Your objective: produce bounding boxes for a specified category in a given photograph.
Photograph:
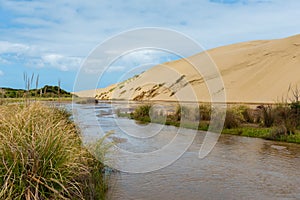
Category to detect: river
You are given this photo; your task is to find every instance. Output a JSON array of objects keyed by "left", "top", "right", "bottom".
[{"left": 71, "top": 102, "right": 300, "bottom": 200}]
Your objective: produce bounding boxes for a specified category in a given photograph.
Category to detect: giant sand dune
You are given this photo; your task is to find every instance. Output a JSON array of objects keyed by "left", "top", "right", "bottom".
[{"left": 75, "top": 34, "right": 300, "bottom": 103}]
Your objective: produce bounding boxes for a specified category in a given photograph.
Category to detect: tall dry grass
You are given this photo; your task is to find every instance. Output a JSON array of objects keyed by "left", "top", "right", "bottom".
[{"left": 0, "top": 103, "right": 107, "bottom": 200}]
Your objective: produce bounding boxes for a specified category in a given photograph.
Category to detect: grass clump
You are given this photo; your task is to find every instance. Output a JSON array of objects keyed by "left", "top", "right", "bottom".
[
  {"left": 130, "top": 104, "right": 152, "bottom": 122},
  {"left": 0, "top": 103, "right": 107, "bottom": 200},
  {"left": 198, "top": 104, "right": 211, "bottom": 121},
  {"left": 259, "top": 105, "right": 275, "bottom": 127},
  {"left": 224, "top": 109, "right": 243, "bottom": 129}
]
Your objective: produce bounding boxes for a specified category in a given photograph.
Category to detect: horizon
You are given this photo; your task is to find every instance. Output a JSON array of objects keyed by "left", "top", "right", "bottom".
[{"left": 1, "top": 0, "right": 300, "bottom": 92}]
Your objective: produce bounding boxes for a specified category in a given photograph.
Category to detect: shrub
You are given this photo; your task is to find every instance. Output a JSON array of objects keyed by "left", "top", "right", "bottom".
[
  {"left": 171, "top": 105, "right": 194, "bottom": 121},
  {"left": 259, "top": 105, "right": 275, "bottom": 127},
  {"left": 198, "top": 104, "right": 211, "bottom": 121},
  {"left": 274, "top": 103, "right": 298, "bottom": 134},
  {"left": 290, "top": 101, "right": 300, "bottom": 128},
  {"left": 224, "top": 109, "right": 242, "bottom": 129},
  {"left": 0, "top": 103, "right": 107, "bottom": 199},
  {"left": 266, "top": 125, "right": 288, "bottom": 140},
  {"left": 173, "top": 105, "right": 181, "bottom": 121},
  {"left": 241, "top": 107, "right": 258, "bottom": 123},
  {"left": 277, "top": 85, "right": 300, "bottom": 132},
  {"left": 131, "top": 104, "right": 152, "bottom": 122}
]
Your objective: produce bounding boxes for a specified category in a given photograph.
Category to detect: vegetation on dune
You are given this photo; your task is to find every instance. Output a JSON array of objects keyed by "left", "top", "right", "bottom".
[{"left": 0, "top": 103, "right": 108, "bottom": 199}]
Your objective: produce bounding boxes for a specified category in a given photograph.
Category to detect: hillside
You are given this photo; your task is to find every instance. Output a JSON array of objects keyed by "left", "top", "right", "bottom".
[
  {"left": 0, "top": 85, "right": 73, "bottom": 98},
  {"left": 80, "top": 34, "right": 300, "bottom": 103}
]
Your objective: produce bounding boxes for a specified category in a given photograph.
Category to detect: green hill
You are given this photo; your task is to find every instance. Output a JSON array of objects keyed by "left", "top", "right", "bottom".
[{"left": 0, "top": 85, "right": 73, "bottom": 98}]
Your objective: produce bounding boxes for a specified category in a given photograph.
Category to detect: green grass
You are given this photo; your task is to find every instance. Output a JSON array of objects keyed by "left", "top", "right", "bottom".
[
  {"left": 122, "top": 104, "right": 300, "bottom": 144},
  {"left": 221, "top": 127, "right": 300, "bottom": 144},
  {"left": 274, "top": 133, "right": 300, "bottom": 143},
  {"left": 222, "top": 127, "right": 271, "bottom": 138},
  {"left": 0, "top": 97, "right": 73, "bottom": 104},
  {"left": 0, "top": 103, "right": 107, "bottom": 199},
  {"left": 117, "top": 112, "right": 131, "bottom": 118},
  {"left": 0, "top": 85, "right": 73, "bottom": 98}
]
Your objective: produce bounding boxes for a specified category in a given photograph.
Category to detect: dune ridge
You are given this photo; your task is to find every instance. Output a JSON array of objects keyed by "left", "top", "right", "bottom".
[{"left": 75, "top": 34, "right": 300, "bottom": 103}]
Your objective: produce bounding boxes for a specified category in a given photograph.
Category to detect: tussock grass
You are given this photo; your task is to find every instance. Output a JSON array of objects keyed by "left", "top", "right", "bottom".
[
  {"left": 0, "top": 103, "right": 107, "bottom": 200},
  {"left": 131, "top": 104, "right": 152, "bottom": 122},
  {"left": 124, "top": 104, "right": 300, "bottom": 144}
]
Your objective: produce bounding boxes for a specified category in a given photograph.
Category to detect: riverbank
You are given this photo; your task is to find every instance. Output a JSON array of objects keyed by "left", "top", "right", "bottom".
[
  {"left": 0, "top": 97, "right": 73, "bottom": 104},
  {"left": 0, "top": 102, "right": 107, "bottom": 199},
  {"left": 119, "top": 103, "right": 300, "bottom": 144}
]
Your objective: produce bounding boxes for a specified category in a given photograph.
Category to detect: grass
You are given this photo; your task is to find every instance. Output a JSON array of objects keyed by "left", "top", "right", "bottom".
[
  {"left": 222, "top": 127, "right": 271, "bottom": 138},
  {"left": 0, "top": 97, "right": 73, "bottom": 105},
  {"left": 120, "top": 104, "right": 300, "bottom": 144},
  {"left": 0, "top": 85, "right": 73, "bottom": 98},
  {"left": 222, "top": 126, "right": 300, "bottom": 143},
  {"left": 272, "top": 132, "right": 300, "bottom": 143},
  {"left": 0, "top": 102, "right": 107, "bottom": 199}
]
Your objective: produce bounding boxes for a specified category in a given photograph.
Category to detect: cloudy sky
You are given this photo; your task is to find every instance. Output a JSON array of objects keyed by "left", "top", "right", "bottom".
[{"left": 0, "top": 0, "right": 299, "bottom": 91}]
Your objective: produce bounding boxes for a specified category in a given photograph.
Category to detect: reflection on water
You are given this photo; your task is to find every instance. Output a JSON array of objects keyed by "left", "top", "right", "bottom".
[{"left": 72, "top": 102, "right": 300, "bottom": 200}]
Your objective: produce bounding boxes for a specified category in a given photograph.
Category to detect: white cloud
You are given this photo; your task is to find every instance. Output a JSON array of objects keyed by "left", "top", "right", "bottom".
[
  {"left": 0, "top": 70, "right": 4, "bottom": 76},
  {"left": 81, "top": 49, "right": 179, "bottom": 75},
  {"left": 0, "top": 41, "right": 30, "bottom": 54},
  {"left": 0, "top": 41, "right": 82, "bottom": 71},
  {"left": 0, "top": 0, "right": 300, "bottom": 88},
  {"left": 1, "top": 0, "right": 300, "bottom": 58},
  {"left": 0, "top": 57, "right": 10, "bottom": 64},
  {"left": 42, "top": 54, "right": 82, "bottom": 71},
  {"left": 106, "top": 66, "right": 126, "bottom": 72}
]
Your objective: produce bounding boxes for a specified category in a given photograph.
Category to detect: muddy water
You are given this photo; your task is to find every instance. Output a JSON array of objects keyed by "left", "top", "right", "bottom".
[{"left": 72, "top": 103, "right": 300, "bottom": 200}]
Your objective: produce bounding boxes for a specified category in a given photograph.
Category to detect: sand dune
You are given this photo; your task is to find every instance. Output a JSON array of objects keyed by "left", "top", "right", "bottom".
[
  {"left": 77, "top": 34, "right": 300, "bottom": 103},
  {"left": 73, "top": 84, "right": 117, "bottom": 98}
]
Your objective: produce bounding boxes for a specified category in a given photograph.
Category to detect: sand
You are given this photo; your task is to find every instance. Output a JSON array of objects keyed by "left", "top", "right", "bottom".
[{"left": 75, "top": 34, "right": 300, "bottom": 103}]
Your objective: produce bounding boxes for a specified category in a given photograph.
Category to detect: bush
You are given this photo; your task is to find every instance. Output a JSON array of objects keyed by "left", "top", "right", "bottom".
[
  {"left": 0, "top": 103, "right": 107, "bottom": 199},
  {"left": 131, "top": 104, "right": 152, "bottom": 122},
  {"left": 171, "top": 105, "right": 180, "bottom": 121},
  {"left": 198, "top": 104, "right": 211, "bottom": 121},
  {"left": 259, "top": 105, "right": 275, "bottom": 127},
  {"left": 274, "top": 105, "right": 292, "bottom": 134},
  {"left": 290, "top": 101, "right": 300, "bottom": 128},
  {"left": 275, "top": 85, "right": 300, "bottom": 132},
  {"left": 170, "top": 105, "right": 198, "bottom": 122},
  {"left": 241, "top": 107, "right": 258, "bottom": 123},
  {"left": 224, "top": 109, "right": 242, "bottom": 129},
  {"left": 266, "top": 125, "right": 288, "bottom": 140}
]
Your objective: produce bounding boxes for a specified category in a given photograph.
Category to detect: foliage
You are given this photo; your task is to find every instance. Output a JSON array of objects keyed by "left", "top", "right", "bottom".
[
  {"left": 273, "top": 104, "right": 296, "bottom": 134},
  {"left": 241, "top": 107, "right": 258, "bottom": 123},
  {"left": 198, "top": 104, "right": 211, "bottom": 121},
  {"left": 0, "top": 103, "right": 107, "bottom": 199},
  {"left": 222, "top": 127, "right": 271, "bottom": 138},
  {"left": 0, "top": 85, "right": 73, "bottom": 98},
  {"left": 122, "top": 99, "right": 300, "bottom": 144},
  {"left": 131, "top": 104, "right": 152, "bottom": 122},
  {"left": 224, "top": 109, "right": 242, "bottom": 129},
  {"left": 259, "top": 105, "right": 275, "bottom": 127}
]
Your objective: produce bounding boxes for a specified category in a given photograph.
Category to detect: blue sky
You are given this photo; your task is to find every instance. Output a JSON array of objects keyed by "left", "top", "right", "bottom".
[{"left": 0, "top": 0, "right": 300, "bottom": 91}]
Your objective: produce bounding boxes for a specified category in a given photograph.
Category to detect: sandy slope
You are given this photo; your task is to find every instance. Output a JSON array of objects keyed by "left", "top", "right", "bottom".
[
  {"left": 72, "top": 84, "right": 117, "bottom": 98},
  {"left": 77, "top": 34, "right": 300, "bottom": 103}
]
